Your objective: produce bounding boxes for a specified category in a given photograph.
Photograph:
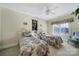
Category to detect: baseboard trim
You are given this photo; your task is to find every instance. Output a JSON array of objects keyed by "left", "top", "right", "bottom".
[{"left": 0, "top": 43, "right": 18, "bottom": 50}]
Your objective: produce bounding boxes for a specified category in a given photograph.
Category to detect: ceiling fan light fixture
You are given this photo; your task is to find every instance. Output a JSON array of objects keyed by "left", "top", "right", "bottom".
[{"left": 45, "top": 5, "right": 57, "bottom": 15}]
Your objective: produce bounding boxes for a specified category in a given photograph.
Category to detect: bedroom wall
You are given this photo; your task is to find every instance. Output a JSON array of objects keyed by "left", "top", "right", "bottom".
[
  {"left": 47, "top": 14, "right": 79, "bottom": 37},
  {"left": 47, "top": 14, "right": 74, "bottom": 34},
  {"left": 0, "top": 7, "right": 47, "bottom": 49},
  {"left": 69, "top": 16, "right": 79, "bottom": 36}
]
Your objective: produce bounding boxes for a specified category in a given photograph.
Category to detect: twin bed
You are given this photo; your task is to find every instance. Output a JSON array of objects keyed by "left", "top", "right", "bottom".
[{"left": 18, "top": 29, "right": 63, "bottom": 56}]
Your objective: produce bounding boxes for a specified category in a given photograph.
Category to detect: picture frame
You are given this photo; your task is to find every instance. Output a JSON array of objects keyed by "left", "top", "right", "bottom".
[{"left": 32, "top": 19, "right": 38, "bottom": 31}]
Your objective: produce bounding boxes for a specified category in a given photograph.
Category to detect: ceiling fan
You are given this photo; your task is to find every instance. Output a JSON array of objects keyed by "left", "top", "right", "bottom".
[{"left": 45, "top": 5, "right": 58, "bottom": 15}]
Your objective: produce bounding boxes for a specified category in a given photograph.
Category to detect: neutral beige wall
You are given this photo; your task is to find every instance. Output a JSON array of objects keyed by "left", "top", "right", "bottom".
[
  {"left": 1, "top": 7, "right": 47, "bottom": 48},
  {"left": 38, "top": 19, "right": 47, "bottom": 32},
  {"left": 69, "top": 16, "right": 79, "bottom": 36}
]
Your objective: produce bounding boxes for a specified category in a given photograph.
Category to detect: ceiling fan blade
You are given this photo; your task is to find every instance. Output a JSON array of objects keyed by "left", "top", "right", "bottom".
[
  {"left": 50, "top": 6, "right": 58, "bottom": 10},
  {"left": 45, "top": 5, "right": 56, "bottom": 15},
  {"left": 45, "top": 6, "right": 50, "bottom": 15},
  {"left": 46, "top": 10, "right": 49, "bottom": 15},
  {"left": 49, "top": 11, "right": 55, "bottom": 15},
  {"left": 46, "top": 6, "right": 49, "bottom": 9}
]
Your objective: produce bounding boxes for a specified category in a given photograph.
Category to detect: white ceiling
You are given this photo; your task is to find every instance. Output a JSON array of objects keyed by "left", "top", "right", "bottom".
[{"left": 0, "top": 3, "right": 79, "bottom": 20}]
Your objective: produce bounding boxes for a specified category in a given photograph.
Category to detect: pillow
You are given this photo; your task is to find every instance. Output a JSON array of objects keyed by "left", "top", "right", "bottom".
[{"left": 30, "top": 31, "right": 38, "bottom": 39}]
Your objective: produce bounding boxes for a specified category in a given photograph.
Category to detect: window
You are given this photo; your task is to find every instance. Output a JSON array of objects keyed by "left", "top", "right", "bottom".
[{"left": 52, "top": 23, "right": 69, "bottom": 39}]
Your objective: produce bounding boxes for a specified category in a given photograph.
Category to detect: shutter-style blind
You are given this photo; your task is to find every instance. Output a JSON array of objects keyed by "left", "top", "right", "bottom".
[{"left": 51, "top": 18, "right": 74, "bottom": 25}]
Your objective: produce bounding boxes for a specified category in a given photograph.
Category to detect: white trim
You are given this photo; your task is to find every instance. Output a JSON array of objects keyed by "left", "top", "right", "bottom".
[{"left": 0, "top": 43, "right": 18, "bottom": 50}]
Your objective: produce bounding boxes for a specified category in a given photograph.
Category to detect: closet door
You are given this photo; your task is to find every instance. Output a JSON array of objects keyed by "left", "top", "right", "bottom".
[{"left": 0, "top": 7, "right": 2, "bottom": 50}]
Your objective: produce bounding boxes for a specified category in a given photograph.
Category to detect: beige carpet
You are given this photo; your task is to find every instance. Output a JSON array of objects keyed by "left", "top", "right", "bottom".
[
  {"left": 0, "top": 42, "right": 79, "bottom": 56},
  {"left": 0, "top": 45, "right": 19, "bottom": 56},
  {"left": 48, "top": 42, "right": 79, "bottom": 56}
]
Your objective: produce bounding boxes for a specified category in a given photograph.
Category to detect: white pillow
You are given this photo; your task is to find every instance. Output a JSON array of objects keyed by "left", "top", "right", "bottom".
[{"left": 30, "top": 31, "right": 38, "bottom": 39}]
